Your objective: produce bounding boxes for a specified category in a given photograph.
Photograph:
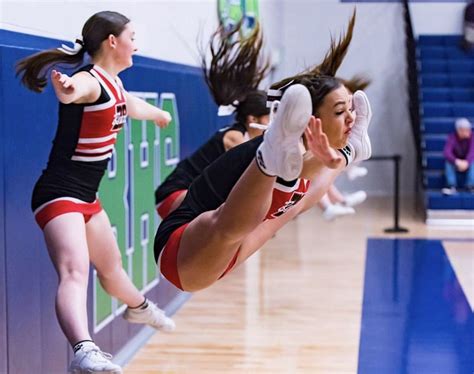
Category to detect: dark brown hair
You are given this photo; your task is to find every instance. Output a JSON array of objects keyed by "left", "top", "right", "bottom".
[
  {"left": 338, "top": 75, "right": 370, "bottom": 94},
  {"left": 201, "top": 22, "right": 270, "bottom": 122},
  {"left": 16, "top": 11, "right": 130, "bottom": 92},
  {"left": 235, "top": 90, "right": 269, "bottom": 124},
  {"left": 270, "top": 9, "right": 356, "bottom": 114}
]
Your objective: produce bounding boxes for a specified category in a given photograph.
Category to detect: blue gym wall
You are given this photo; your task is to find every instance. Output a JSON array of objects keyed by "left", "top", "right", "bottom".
[
  {"left": 0, "top": 35, "right": 7, "bottom": 373},
  {"left": 0, "top": 29, "right": 225, "bottom": 374}
]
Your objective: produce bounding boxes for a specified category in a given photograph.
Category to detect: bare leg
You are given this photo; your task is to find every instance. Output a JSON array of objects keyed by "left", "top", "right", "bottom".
[
  {"left": 235, "top": 201, "right": 304, "bottom": 266},
  {"left": 327, "top": 185, "right": 345, "bottom": 204},
  {"left": 178, "top": 162, "right": 345, "bottom": 291},
  {"left": 178, "top": 161, "right": 275, "bottom": 291},
  {"left": 318, "top": 194, "right": 333, "bottom": 210},
  {"left": 43, "top": 213, "right": 91, "bottom": 345},
  {"left": 234, "top": 165, "right": 344, "bottom": 267},
  {"left": 300, "top": 165, "right": 345, "bottom": 215},
  {"left": 86, "top": 210, "right": 144, "bottom": 307}
]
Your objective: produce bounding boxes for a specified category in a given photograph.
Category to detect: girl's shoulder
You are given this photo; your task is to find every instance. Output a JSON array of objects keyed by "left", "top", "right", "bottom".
[{"left": 73, "top": 64, "right": 94, "bottom": 75}]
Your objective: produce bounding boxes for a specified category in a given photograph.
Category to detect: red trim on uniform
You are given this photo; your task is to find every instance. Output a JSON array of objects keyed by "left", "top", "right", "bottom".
[
  {"left": 160, "top": 223, "right": 188, "bottom": 290},
  {"left": 76, "top": 138, "right": 116, "bottom": 150},
  {"left": 265, "top": 178, "right": 310, "bottom": 220},
  {"left": 35, "top": 199, "right": 102, "bottom": 229},
  {"left": 159, "top": 223, "right": 241, "bottom": 290},
  {"left": 94, "top": 69, "right": 121, "bottom": 99},
  {"left": 74, "top": 149, "right": 113, "bottom": 157},
  {"left": 218, "top": 248, "right": 241, "bottom": 279},
  {"left": 156, "top": 190, "right": 187, "bottom": 219}
]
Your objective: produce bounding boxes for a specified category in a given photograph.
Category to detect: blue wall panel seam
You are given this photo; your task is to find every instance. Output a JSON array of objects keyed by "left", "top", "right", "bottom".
[{"left": 0, "top": 44, "right": 9, "bottom": 374}]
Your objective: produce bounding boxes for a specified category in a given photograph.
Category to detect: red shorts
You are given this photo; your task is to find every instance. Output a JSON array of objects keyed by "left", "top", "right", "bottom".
[
  {"left": 158, "top": 223, "right": 240, "bottom": 290},
  {"left": 34, "top": 197, "right": 103, "bottom": 229},
  {"left": 156, "top": 190, "right": 187, "bottom": 219}
]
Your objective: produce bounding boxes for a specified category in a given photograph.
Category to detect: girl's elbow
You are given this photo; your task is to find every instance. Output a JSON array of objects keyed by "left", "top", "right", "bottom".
[{"left": 58, "top": 97, "right": 74, "bottom": 105}]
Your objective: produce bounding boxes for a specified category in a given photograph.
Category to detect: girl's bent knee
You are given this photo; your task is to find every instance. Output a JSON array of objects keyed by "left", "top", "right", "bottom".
[{"left": 59, "top": 267, "right": 89, "bottom": 284}]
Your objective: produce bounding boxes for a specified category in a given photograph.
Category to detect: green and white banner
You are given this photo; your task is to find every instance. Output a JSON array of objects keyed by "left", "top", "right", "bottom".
[{"left": 218, "top": 0, "right": 260, "bottom": 35}]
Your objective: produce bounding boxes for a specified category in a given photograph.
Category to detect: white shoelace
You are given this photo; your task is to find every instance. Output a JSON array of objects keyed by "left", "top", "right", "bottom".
[{"left": 83, "top": 347, "right": 113, "bottom": 362}]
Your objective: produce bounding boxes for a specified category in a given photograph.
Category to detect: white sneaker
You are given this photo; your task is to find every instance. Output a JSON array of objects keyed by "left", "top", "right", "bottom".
[
  {"left": 346, "top": 165, "right": 368, "bottom": 180},
  {"left": 256, "top": 84, "right": 312, "bottom": 181},
  {"left": 123, "top": 301, "right": 176, "bottom": 332},
  {"left": 346, "top": 91, "right": 372, "bottom": 164},
  {"left": 343, "top": 190, "right": 367, "bottom": 207},
  {"left": 69, "top": 342, "right": 122, "bottom": 374},
  {"left": 323, "top": 203, "right": 355, "bottom": 221}
]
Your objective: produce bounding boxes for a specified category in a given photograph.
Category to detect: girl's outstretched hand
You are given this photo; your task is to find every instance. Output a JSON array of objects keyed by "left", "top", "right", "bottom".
[
  {"left": 304, "top": 117, "right": 344, "bottom": 169},
  {"left": 154, "top": 110, "right": 172, "bottom": 128},
  {"left": 51, "top": 70, "right": 76, "bottom": 103}
]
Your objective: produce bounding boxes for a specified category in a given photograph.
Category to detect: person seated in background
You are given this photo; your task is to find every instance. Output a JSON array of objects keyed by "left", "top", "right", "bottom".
[
  {"left": 462, "top": 1, "right": 474, "bottom": 51},
  {"left": 442, "top": 118, "right": 474, "bottom": 195}
]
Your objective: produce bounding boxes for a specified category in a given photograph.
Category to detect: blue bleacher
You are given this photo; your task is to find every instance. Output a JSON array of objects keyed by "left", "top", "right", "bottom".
[
  {"left": 423, "top": 153, "right": 444, "bottom": 170},
  {"left": 417, "top": 35, "right": 474, "bottom": 210},
  {"left": 420, "top": 59, "right": 474, "bottom": 74},
  {"left": 422, "top": 135, "right": 446, "bottom": 152},
  {"left": 422, "top": 119, "right": 459, "bottom": 134},
  {"left": 418, "top": 35, "right": 463, "bottom": 46},
  {"left": 422, "top": 102, "right": 474, "bottom": 117},
  {"left": 421, "top": 88, "right": 474, "bottom": 102},
  {"left": 428, "top": 192, "right": 474, "bottom": 209},
  {"left": 419, "top": 46, "right": 474, "bottom": 60},
  {"left": 420, "top": 73, "right": 474, "bottom": 88}
]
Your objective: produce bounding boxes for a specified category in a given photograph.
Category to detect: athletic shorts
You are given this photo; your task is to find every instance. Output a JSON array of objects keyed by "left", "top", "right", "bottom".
[
  {"left": 156, "top": 189, "right": 187, "bottom": 219},
  {"left": 158, "top": 223, "right": 240, "bottom": 290},
  {"left": 33, "top": 197, "right": 102, "bottom": 229}
]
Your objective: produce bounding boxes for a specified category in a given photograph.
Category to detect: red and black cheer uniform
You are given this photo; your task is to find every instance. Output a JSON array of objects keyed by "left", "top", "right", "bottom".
[
  {"left": 32, "top": 65, "right": 127, "bottom": 229},
  {"left": 154, "top": 135, "right": 310, "bottom": 290},
  {"left": 154, "top": 122, "right": 248, "bottom": 218}
]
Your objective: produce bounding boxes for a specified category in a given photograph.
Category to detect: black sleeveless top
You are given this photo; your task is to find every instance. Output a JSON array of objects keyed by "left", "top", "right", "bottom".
[
  {"left": 31, "top": 64, "right": 126, "bottom": 211},
  {"left": 154, "top": 122, "right": 247, "bottom": 204}
]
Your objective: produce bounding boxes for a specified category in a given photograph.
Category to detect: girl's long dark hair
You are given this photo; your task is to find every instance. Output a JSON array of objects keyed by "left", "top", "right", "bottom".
[
  {"left": 201, "top": 22, "right": 270, "bottom": 121},
  {"left": 338, "top": 75, "right": 370, "bottom": 94},
  {"left": 269, "top": 9, "right": 356, "bottom": 114},
  {"left": 16, "top": 11, "right": 130, "bottom": 92}
]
